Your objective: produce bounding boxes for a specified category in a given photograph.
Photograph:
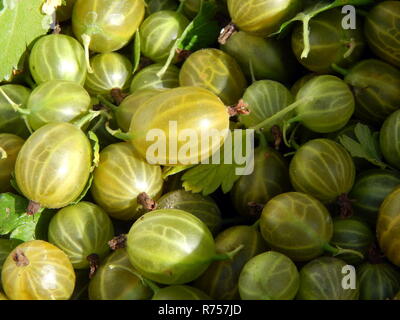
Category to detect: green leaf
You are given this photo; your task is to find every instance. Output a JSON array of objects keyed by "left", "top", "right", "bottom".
[
  {"left": 181, "top": 130, "right": 254, "bottom": 196},
  {"left": 338, "top": 124, "right": 389, "bottom": 170},
  {"left": 177, "top": 0, "right": 219, "bottom": 51},
  {"left": 132, "top": 29, "right": 141, "bottom": 74},
  {"left": 271, "top": 0, "right": 374, "bottom": 58},
  {"left": 0, "top": 0, "right": 52, "bottom": 81},
  {"left": 157, "top": 0, "right": 219, "bottom": 78},
  {"left": 0, "top": 193, "right": 55, "bottom": 241},
  {"left": 162, "top": 165, "right": 195, "bottom": 180}
]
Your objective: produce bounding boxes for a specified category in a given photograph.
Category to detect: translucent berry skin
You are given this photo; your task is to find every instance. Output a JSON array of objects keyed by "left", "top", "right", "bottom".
[
  {"left": 260, "top": 192, "right": 333, "bottom": 262},
  {"left": 85, "top": 52, "right": 133, "bottom": 95},
  {"left": 179, "top": 48, "right": 247, "bottom": 105},
  {"left": 15, "top": 123, "right": 92, "bottom": 209},
  {"left": 91, "top": 142, "right": 163, "bottom": 220},
  {"left": 289, "top": 139, "right": 355, "bottom": 203},
  {"left": 157, "top": 189, "right": 222, "bottom": 235},
  {"left": 126, "top": 209, "right": 216, "bottom": 285},
  {"left": 297, "top": 257, "right": 359, "bottom": 300},
  {"left": 129, "top": 86, "right": 230, "bottom": 166},
  {"left": 238, "top": 251, "right": 300, "bottom": 300},
  {"left": 364, "top": 1, "right": 400, "bottom": 68},
  {"left": 291, "top": 8, "right": 365, "bottom": 74},
  {"left": 1, "top": 240, "right": 76, "bottom": 300},
  {"left": 72, "top": 0, "right": 145, "bottom": 53},
  {"left": 227, "top": 0, "right": 301, "bottom": 36},
  {"left": 130, "top": 63, "right": 180, "bottom": 93},
  {"left": 48, "top": 202, "right": 114, "bottom": 269},
  {"left": 377, "top": 187, "right": 400, "bottom": 267},
  {"left": 116, "top": 88, "right": 166, "bottom": 132},
  {"left": 88, "top": 249, "right": 153, "bottom": 300},
  {"left": 29, "top": 34, "right": 87, "bottom": 85},
  {"left": 0, "top": 84, "right": 31, "bottom": 138},
  {"left": 139, "top": 10, "right": 189, "bottom": 63},
  {"left": 344, "top": 59, "right": 400, "bottom": 125},
  {"left": 0, "top": 134, "right": 24, "bottom": 193},
  {"left": 221, "top": 31, "right": 297, "bottom": 83},
  {"left": 26, "top": 80, "right": 91, "bottom": 131}
]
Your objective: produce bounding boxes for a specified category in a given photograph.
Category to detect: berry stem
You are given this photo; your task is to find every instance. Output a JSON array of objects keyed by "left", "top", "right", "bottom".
[
  {"left": 105, "top": 122, "right": 134, "bottom": 141},
  {"left": 323, "top": 243, "right": 364, "bottom": 259},
  {"left": 108, "top": 234, "right": 127, "bottom": 250},
  {"left": 332, "top": 63, "right": 349, "bottom": 77},
  {"left": 13, "top": 249, "right": 29, "bottom": 267},
  {"left": 213, "top": 244, "right": 244, "bottom": 261},
  {"left": 250, "top": 98, "right": 310, "bottom": 131},
  {"left": 96, "top": 95, "right": 119, "bottom": 112},
  {"left": 72, "top": 110, "right": 101, "bottom": 129}
]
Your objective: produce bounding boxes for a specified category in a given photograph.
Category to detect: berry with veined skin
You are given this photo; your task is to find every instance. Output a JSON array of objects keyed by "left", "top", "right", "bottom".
[
  {"left": 1, "top": 240, "right": 75, "bottom": 300},
  {"left": 88, "top": 248, "right": 153, "bottom": 300},
  {"left": 260, "top": 192, "right": 333, "bottom": 261},
  {"left": 126, "top": 209, "right": 217, "bottom": 284},
  {"left": 26, "top": 80, "right": 91, "bottom": 131},
  {"left": 238, "top": 251, "right": 300, "bottom": 300},
  {"left": 48, "top": 202, "right": 114, "bottom": 269},
  {"left": 29, "top": 34, "right": 86, "bottom": 85},
  {"left": 179, "top": 48, "right": 247, "bottom": 105},
  {"left": 377, "top": 187, "right": 400, "bottom": 267},
  {"left": 85, "top": 52, "right": 132, "bottom": 95},
  {"left": 291, "top": 8, "right": 365, "bottom": 74},
  {"left": 157, "top": 189, "right": 222, "bottom": 235},
  {"left": 231, "top": 144, "right": 290, "bottom": 219},
  {"left": 344, "top": 59, "right": 400, "bottom": 125},
  {"left": 0, "top": 84, "right": 31, "bottom": 138},
  {"left": 227, "top": 0, "right": 301, "bottom": 36},
  {"left": 380, "top": 110, "right": 400, "bottom": 170},
  {"left": 357, "top": 262, "right": 400, "bottom": 300},
  {"left": 140, "top": 10, "right": 189, "bottom": 62},
  {"left": 297, "top": 257, "right": 359, "bottom": 300},
  {"left": 349, "top": 169, "right": 400, "bottom": 225},
  {"left": 130, "top": 63, "right": 179, "bottom": 93},
  {"left": 364, "top": 1, "right": 400, "bottom": 68},
  {"left": 194, "top": 225, "right": 267, "bottom": 300},
  {"left": 0, "top": 134, "right": 24, "bottom": 193},
  {"left": 289, "top": 139, "right": 355, "bottom": 203},
  {"left": 91, "top": 142, "right": 163, "bottom": 220},
  {"left": 116, "top": 88, "right": 166, "bottom": 132},
  {"left": 221, "top": 31, "right": 297, "bottom": 83},
  {"left": 15, "top": 122, "right": 92, "bottom": 209},
  {"left": 129, "top": 86, "right": 230, "bottom": 166},
  {"left": 72, "top": 0, "right": 145, "bottom": 53}
]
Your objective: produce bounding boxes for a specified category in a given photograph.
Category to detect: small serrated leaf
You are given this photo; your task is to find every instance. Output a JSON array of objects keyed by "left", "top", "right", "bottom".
[
  {"left": 0, "top": 0, "right": 51, "bottom": 81},
  {"left": 0, "top": 193, "right": 54, "bottom": 241}
]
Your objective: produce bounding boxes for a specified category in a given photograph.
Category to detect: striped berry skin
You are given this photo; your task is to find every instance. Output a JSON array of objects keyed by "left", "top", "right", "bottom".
[
  {"left": 48, "top": 202, "right": 114, "bottom": 269},
  {"left": 289, "top": 139, "right": 355, "bottom": 203},
  {"left": 72, "top": 0, "right": 145, "bottom": 53},
  {"left": 29, "top": 34, "right": 87, "bottom": 85},
  {"left": 139, "top": 10, "right": 189, "bottom": 63},
  {"left": 91, "top": 142, "right": 164, "bottom": 221},
  {"left": 26, "top": 80, "right": 91, "bottom": 131},
  {"left": 179, "top": 49, "right": 247, "bottom": 105},
  {"left": 1, "top": 240, "right": 76, "bottom": 300},
  {"left": 85, "top": 52, "right": 133, "bottom": 95},
  {"left": 15, "top": 122, "right": 92, "bottom": 209}
]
